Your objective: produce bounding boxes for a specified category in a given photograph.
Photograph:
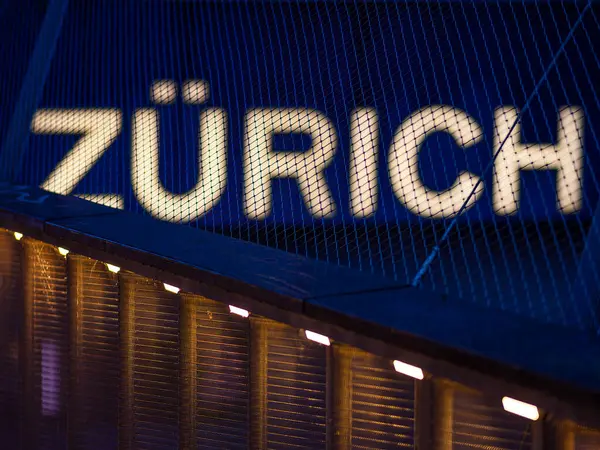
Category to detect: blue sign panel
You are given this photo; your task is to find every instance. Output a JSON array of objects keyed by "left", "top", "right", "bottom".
[
  {"left": 5, "top": 0, "right": 600, "bottom": 331},
  {"left": 16, "top": 1, "right": 600, "bottom": 228}
]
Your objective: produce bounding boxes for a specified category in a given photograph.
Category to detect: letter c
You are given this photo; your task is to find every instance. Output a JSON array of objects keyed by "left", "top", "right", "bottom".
[{"left": 388, "top": 105, "right": 484, "bottom": 219}]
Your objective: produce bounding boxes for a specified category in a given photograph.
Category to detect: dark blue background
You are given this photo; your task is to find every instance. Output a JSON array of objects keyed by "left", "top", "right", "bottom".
[
  {"left": 1, "top": 0, "right": 599, "bottom": 330},
  {"left": 14, "top": 0, "right": 600, "bottom": 227}
]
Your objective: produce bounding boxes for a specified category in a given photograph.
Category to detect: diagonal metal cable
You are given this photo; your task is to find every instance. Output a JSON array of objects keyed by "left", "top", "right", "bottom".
[{"left": 412, "top": 1, "right": 593, "bottom": 287}]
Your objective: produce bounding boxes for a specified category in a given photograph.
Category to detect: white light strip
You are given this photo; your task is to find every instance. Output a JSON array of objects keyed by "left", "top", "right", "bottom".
[
  {"left": 58, "top": 247, "right": 69, "bottom": 256},
  {"left": 163, "top": 283, "right": 180, "bottom": 294},
  {"left": 14, "top": 232, "right": 23, "bottom": 241},
  {"left": 305, "top": 330, "right": 331, "bottom": 346},
  {"left": 502, "top": 397, "right": 540, "bottom": 421},
  {"left": 393, "top": 360, "right": 424, "bottom": 380},
  {"left": 229, "top": 305, "right": 250, "bottom": 317},
  {"left": 106, "top": 264, "right": 121, "bottom": 273}
]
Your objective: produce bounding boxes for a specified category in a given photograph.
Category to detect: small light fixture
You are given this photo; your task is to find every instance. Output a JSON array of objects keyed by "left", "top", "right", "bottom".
[
  {"left": 106, "top": 264, "right": 120, "bottom": 273},
  {"left": 502, "top": 397, "right": 540, "bottom": 421},
  {"left": 58, "top": 247, "right": 69, "bottom": 256},
  {"left": 305, "top": 330, "right": 331, "bottom": 346},
  {"left": 229, "top": 305, "right": 250, "bottom": 317},
  {"left": 163, "top": 283, "right": 180, "bottom": 294},
  {"left": 14, "top": 232, "right": 23, "bottom": 241},
  {"left": 393, "top": 360, "right": 424, "bottom": 380}
]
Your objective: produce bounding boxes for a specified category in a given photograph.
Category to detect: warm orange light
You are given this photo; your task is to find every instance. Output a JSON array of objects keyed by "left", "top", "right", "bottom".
[
  {"left": 393, "top": 360, "right": 424, "bottom": 380},
  {"left": 163, "top": 283, "right": 180, "bottom": 294},
  {"left": 106, "top": 264, "right": 120, "bottom": 273},
  {"left": 305, "top": 330, "right": 331, "bottom": 346},
  {"left": 502, "top": 397, "right": 540, "bottom": 421},
  {"left": 229, "top": 305, "right": 250, "bottom": 317}
]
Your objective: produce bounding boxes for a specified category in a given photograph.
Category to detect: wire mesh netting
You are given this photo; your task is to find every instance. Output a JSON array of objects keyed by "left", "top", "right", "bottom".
[{"left": 0, "top": 0, "right": 599, "bottom": 334}]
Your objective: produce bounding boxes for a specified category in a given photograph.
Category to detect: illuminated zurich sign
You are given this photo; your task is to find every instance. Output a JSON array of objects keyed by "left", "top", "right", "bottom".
[
  {"left": 31, "top": 79, "right": 584, "bottom": 224},
  {"left": 15, "top": 1, "right": 597, "bottom": 230}
]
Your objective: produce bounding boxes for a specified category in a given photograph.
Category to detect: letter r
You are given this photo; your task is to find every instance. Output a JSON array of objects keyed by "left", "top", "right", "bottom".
[{"left": 243, "top": 108, "right": 338, "bottom": 220}]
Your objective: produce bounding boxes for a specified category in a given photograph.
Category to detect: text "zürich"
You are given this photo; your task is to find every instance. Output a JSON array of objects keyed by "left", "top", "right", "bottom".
[{"left": 31, "top": 80, "right": 584, "bottom": 222}]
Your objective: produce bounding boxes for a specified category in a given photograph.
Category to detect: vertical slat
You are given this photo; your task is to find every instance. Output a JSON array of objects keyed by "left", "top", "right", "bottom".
[
  {"left": 331, "top": 344, "right": 352, "bottom": 450},
  {"left": 350, "top": 348, "right": 415, "bottom": 449},
  {"left": 0, "top": 230, "right": 22, "bottom": 449},
  {"left": 415, "top": 376, "right": 434, "bottom": 450},
  {"left": 194, "top": 296, "right": 249, "bottom": 448},
  {"left": 326, "top": 345, "right": 333, "bottom": 450},
  {"left": 433, "top": 380, "right": 454, "bottom": 450},
  {"left": 68, "top": 254, "right": 83, "bottom": 450},
  {"left": 68, "top": 255, "right": 120, "bottom": 450},
  {"left": 555, "top": 420, "right": 575, "bottom": 450},
  {"left": 250, "top": 316, "right": 269, "bottom": 449},
  {"left": 530, "top": 417, "right": 545, "bottom": 450},
  {"left": 119, "top": 271, "right": 135, "bottom": 450},
  {"left": 123, "top": 274, "right": 180, "bottom": 450},
  {"left": 452, "top": 385, "right": 533, "bottom": 449},
  {"left": 23, "top": 240, "right": 69, "bottom": 450},
  {"left": 180, "top": 294, "right": 197, "bottom": 450},
  {"left": 20, "top": 237, "right": 36, "bottom": 450},
  {"left": 266, "top": 322, "right": 328, "bottom": 449}
]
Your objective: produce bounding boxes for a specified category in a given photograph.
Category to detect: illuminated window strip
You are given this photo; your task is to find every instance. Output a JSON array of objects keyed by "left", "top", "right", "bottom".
[
  {"left": 106, "top": 263, "right": 120, "bottom": 273},
  {"left": 393, "top": 360, "right": 424, "bottom": 380},
  {"left": 305, "top": 330, "right": 331, "bottom": 346},
  {"left": 163, "top": 283, "right": 180, "bottom": 294},
  {"left": 229, "top": 305, "right": 250, "bottom": 317},
  {"left": 502, "top": 397, "right": 540, "bottom": 421}
]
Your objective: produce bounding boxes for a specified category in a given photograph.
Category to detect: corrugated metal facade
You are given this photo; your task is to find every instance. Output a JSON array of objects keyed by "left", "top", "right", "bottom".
[
  {"left": 193, "top": 295, "right": 249, "bottom": 449},
  {"left": 23, "top": 240, "right": 69, "bottom": 450},
  {"left": 453, "top": 387, "right": 533, "bottom": 449},
  {"left": 576, "top": 429, "right": 600, "bottom": 449},
  {"left": 265, "top": 321, "right": 328, "bottom": 449},
  {"left": 68, "top": 255, "right": 120, "bottom": 450},
  {"left": 122, "top": 274, "right": 181, "bottom": 450},
  {"left": 0, "top": 232, "right": 597, "bottom": 450},
  {"left": 350, "top": 349, "right": 415, "bottom": 449}
]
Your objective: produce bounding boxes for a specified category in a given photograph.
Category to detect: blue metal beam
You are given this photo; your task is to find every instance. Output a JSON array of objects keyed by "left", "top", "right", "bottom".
[{"left": 0, "top": 0, "right": 69, "bottom": 182}]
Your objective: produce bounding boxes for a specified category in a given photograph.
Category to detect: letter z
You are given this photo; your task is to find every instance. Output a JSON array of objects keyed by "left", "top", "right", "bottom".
[{"left": 31, "top": 109, "right": 122, "bottom": 195}]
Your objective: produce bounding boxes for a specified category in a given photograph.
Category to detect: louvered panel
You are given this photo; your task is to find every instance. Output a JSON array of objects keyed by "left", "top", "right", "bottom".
[
  {"left": 129, "top": 275, "right": 180, "bottom": 450},
  {"left": 453, "top": 387, "right": 532, "bottom": 449},
  {"left": 194, "top": 296, "right": 249, "bottom": 449},
  {"left": 351, "top": 349, "right": 415, "bottom": 449},
  {"left": 266, "top": 323, "right": 327, "bottom": 449},
  {"left": 577, "top": 429, "right": 600, "bottom": 449},
  {"left": 25, "top": 240, "right": 69, "bottom": 450},
  {"left": 0, "top": 230, "right": 21, "bottom": 448},
  {"left": 69, "top": 256, "right": 120, "bottom": 450}
]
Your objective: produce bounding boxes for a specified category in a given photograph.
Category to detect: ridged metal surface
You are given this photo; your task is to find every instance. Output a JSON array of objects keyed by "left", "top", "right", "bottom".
[
  {"left": 125, "top": 274, "right": 180, "bottom": 450},
  {"left": 453, "top": 387, "right": 532, "bottom": 449},
  {"left": 69, "top": 256, "right": 120, "bottom": 450},
  {"left": 0, "top": 230, "right": 21, "bottom": 448},
  {"left": 266, "top": 322, "right": 327, "bottom": 449},
  {"left": 577, "top": 429, "right": 600, "bottom": 449},
  {"left": 351, "top": 349, "right": 415, "bottom": 449},
  {"left": 0, "top": 235, "right": 598, "bottom": 449},
  {"left": 25, "top": 240, "right": 69, "bottom": 450},
  {"left": 194, "top": 296, "right": 249, "bottom": 449}
]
